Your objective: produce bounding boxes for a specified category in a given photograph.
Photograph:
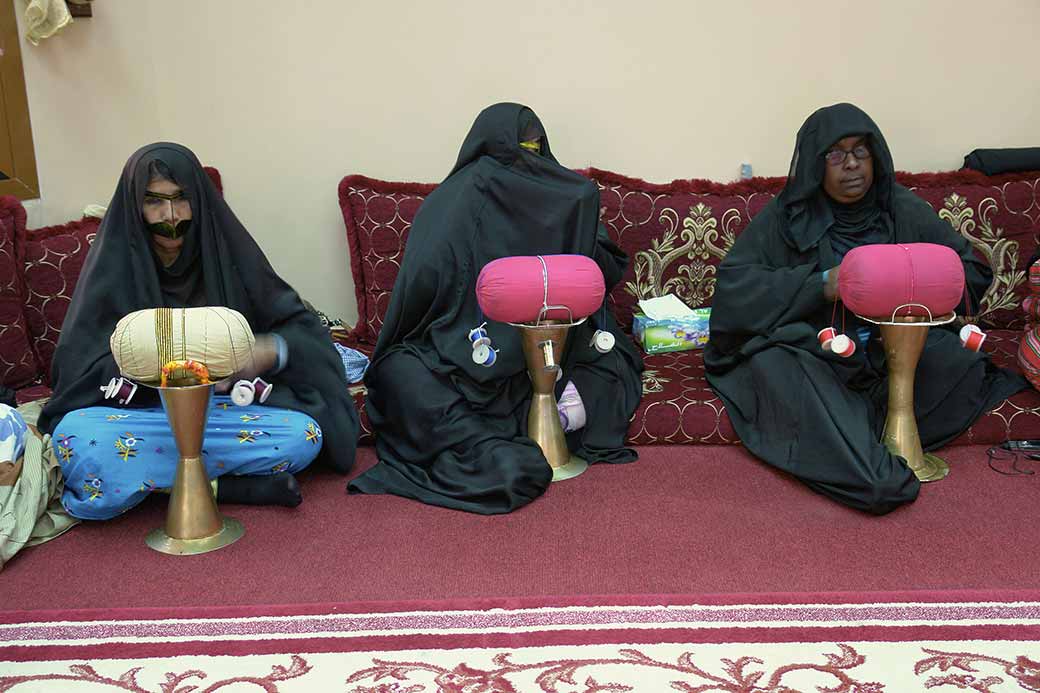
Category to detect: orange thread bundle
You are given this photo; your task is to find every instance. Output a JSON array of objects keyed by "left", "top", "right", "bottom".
[{"left": 160, "top": 359, "right": 211, "bottom": 387}]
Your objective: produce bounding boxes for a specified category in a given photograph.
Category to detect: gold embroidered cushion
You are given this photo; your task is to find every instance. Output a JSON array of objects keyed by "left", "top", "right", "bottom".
[{"left": 109, "top": 307, "right": 255, "bottom": 383}]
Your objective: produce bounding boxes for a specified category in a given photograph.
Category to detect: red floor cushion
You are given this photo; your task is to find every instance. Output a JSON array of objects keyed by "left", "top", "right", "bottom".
[
  {"left": 626, "top": 348, "right": 738, "bottom": 445},
  {"left": 951, "top": 328, "right": 1040, "bottom": 445}
]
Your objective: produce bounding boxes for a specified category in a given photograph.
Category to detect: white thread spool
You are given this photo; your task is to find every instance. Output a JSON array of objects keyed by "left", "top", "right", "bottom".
[
  {"left": 231, "top": 377, "right": 275, "bottom": 406},
  {"left": 231, "top": 379, "right": 255, "bottom": 407},
  {"left": 830, "top": 334, "right": 856, "bottom": 358},
  {"left": 590, "top": 330, "right": 615, "bottom": 354},
  {"left": 472, "top": 343, "right": 497, "bottom": 367}
]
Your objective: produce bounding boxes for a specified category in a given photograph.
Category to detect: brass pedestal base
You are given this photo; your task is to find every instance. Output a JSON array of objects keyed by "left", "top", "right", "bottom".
[
  {"left": 146, "top": 517, "right": 245, "bottom": 555},
  {"left": 879, "top": 318, "right": 950, "bottom": 483},
  {"left": 517, "top": 321, "right": 588, "bottom": 483},
  {"left": 144, "top": 382, "right": 245, "bottom": 554},
  {"left": 551, "top": 456, "right": 589, "bottom": 482}
]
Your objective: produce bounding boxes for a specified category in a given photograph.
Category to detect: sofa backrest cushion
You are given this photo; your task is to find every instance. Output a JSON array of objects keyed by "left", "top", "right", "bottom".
[
  {"left": 0, "top": 197, "right": 40, "bottom": 389},
  {"left": 337, "top": 175, "right": 436, "bottom": 344},
  {"left": 22, "top": 217, "right": 101, "bottom": 383},
  {"left": 339, "top": 169, "right": 1040, "bottom": 342}
]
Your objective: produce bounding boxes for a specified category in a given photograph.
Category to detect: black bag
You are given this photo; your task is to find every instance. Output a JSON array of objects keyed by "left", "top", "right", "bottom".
[{"left": 964, "top": 147, "right": 1040, "bottom": 176}]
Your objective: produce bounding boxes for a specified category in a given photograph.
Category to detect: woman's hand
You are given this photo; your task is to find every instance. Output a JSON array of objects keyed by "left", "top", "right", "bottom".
[
  {"left": 215, "top": 334, "right": 280, "bottom": 392},
  {"left": 824, "top": 267, "right": 840, "bottom": 302}
]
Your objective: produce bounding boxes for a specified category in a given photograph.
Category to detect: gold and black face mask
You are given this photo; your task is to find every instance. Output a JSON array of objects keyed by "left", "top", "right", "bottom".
[
  {"left": 519, "top": 138, "right": 543, "bottom": 155},
  {"left": 144, "top": 191, "right": 192, "bottom": 239},
  {"left": 148, "top": 219, "right": 192, "bottom": 239}
]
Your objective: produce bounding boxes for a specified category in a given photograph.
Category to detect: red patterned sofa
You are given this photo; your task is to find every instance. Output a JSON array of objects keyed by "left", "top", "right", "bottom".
[
  {"left": 0, "top": 168, "right": 222, "bottom": 404},
  {"left": 338, "top": 168, "right": 1040, "bottom": 447},
  {"left": 2, "top": 166, "right": 1037, "bottom": 451}
]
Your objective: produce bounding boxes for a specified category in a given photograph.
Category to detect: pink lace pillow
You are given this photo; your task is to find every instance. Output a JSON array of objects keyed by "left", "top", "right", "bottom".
[
  {"left": 839, "top": 243, "right": 964, "bottom": 320},
  {"left": 476, "top": 255, "right": 605, "bottom": 323}
]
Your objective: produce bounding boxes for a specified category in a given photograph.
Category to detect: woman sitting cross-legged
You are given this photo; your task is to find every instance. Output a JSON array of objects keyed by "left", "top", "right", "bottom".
[
  {"left": 348, "top": 103, "right": 644, "bottom": 514},
  {"left": 38, "top": 143, "right": 359, "bottom": 520},
  {"left": 704, "top": 104, "right": 1027, "bottom": 515}
]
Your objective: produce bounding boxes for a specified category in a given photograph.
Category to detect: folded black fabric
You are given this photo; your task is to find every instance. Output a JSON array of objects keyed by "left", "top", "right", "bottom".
[
  {"left": 964, "top": 147, "right": 1040, "bottom": 175},
  {"left": 0, "top": 387, "right": 16, "bottom": 409}
]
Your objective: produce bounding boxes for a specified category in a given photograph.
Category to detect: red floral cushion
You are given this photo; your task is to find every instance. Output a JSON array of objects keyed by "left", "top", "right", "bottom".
[
  {"left": 331, "top": 169, "right": 1040, "bottom": 448},
  {"left": 588, "top": 168, "right": 1040, "bottom": 334},
  {"left": 627, "top": 329, "right": 1040, "bottom": 447},
  {"left": 950, "top": 328, "right": 1040, "bottom": 445},
  {"left": 589, "top": 168, "right": 784, "bottom": 333},
  {"left": 899, "top": 170, "right": 1040, "bottom": 330},
  {"left": 338, "top": 175, "right": 436, "bottom": 344},
  {"left": 0, "top": 196, "right": 39, "bottom": 389},
  {"left": 626, "top": 347, "right": 738, "bottom": 445},
  {"left": 22, "top": 218, "right": 100, "bottom": 383}
]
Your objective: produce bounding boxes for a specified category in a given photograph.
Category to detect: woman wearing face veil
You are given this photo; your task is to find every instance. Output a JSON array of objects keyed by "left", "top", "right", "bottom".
[
  {"left": 705, "top": 103, "right": 1027, "bottom": 515},
  {"left": 348, "top": 103, "right": 643, "bottom": 514},
  {"left": 38, "top": 143, "right": 358, "bottom": 520}
]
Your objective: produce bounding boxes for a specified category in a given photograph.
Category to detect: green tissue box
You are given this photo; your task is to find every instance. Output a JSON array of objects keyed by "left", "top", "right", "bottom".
[{"left": 632, "top": 308, "right": 711, "bottom": 354}]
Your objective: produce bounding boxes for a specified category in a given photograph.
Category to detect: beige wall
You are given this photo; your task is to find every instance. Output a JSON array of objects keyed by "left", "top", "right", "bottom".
[
  {"left": 18, "top": 0, "right": 1040, "bottom": 325},
  {"left": 16, "top": 1, "right": 159, "bottom": 228}
]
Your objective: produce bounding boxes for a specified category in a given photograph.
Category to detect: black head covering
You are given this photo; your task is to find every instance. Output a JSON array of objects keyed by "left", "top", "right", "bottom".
[
  {"left": 372, "top": 103, "right": 638, "bottom": 381},
  {"left": 447, "top": 105, "right": 552, "bottom": 176},
  {"left": 350, "top": 103, "right": 643, "bottom": 513},
  {"left": 39, "top": 143, "right": 358, "bottom": 473},
  {"left": 778, "top": 103, "right": 896, "bottom": 256},
  {"left": 142, "top": 152, "right": 205, "bottom": 306},
  {"left": 704, "top": 104, "right": 1026, "bottom": 515}
]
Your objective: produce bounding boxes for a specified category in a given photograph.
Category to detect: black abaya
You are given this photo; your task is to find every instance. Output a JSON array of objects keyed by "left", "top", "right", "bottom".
[
  {"left": 39, "top": 143, "right": 359, "bottom": 474},
  {"left": 348, "top": 103, "right": 643, "bottom": 514},
  {"left": 704, "top": 104, "right": 1027, "bottom": 514}
]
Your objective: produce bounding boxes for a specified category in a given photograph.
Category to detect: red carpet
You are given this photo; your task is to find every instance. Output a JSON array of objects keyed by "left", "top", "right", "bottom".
[{"left": 2, "top": 445, "right": 1039, "bottom": 613}]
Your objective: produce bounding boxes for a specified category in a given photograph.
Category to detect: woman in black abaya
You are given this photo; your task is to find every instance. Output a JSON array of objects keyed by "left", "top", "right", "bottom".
[
  {"left": 40, "top": 143, "right": 358, "bottom": 519},
  {"left": 705, "top": 103, "right": 1027, "bottom": 514},
  {"left": 348, "top": 103, "right": 643, "bottom": 514}
]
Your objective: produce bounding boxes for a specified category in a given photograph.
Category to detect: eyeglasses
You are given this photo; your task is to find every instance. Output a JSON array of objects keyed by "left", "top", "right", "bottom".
[{"left": 825, "top": 144, "right": 872, "bottom": 167}]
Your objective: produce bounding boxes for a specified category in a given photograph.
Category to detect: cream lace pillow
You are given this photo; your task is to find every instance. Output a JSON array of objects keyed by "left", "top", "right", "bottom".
[{"left": 110, "top": 307, "right": 255, "bottom": 383}]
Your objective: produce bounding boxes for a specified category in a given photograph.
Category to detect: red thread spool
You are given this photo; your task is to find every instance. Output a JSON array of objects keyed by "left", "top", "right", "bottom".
[
  {"left": 830, "top": 334, "right": 856, "bottom": 358},
  {"left": 960, "top": 324, "right": 986, "bottom": 352},
  {"left": 817, "top": 327, "right": 837, "bottom": 351},
  {"left": 252, "top": 377, "right": 273, "bottom": 403},
  {"left": 99, "top": 376, "right": 137, "bottom": 405},
  {"left": 230, "top": 377, "right": 274, "bottom": 407}
]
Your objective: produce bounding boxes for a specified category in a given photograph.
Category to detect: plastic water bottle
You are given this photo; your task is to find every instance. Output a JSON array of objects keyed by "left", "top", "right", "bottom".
[{"left": 739, "top": 163, "right": 753, "bottom": 180}]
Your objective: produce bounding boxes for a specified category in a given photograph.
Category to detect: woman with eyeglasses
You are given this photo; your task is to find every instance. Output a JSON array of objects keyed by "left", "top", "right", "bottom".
[{"left": 704, "top": 103, "right": 1026, "bottom": 514}]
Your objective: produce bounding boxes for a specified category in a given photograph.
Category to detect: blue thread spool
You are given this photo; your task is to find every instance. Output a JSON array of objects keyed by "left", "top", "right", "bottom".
[
  {"left": 469, "top": 323, "right": 496, "bottom": 366},
  {"left": 472, "top": 343, "right": 498, "bottom": 366},
  {"left": 468, "top": 323, "right": 491, "bottom": 348}
]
